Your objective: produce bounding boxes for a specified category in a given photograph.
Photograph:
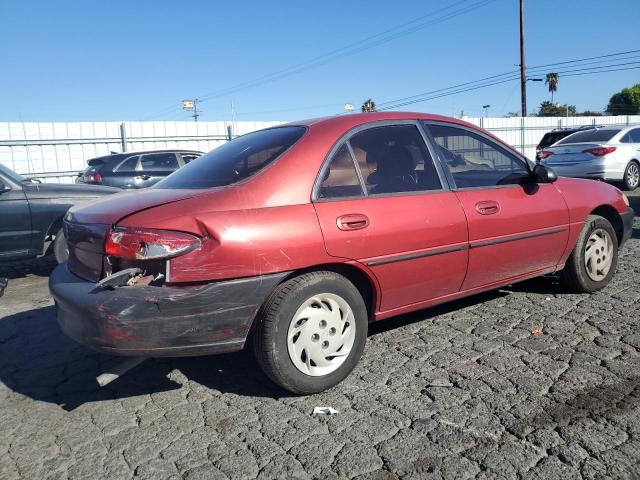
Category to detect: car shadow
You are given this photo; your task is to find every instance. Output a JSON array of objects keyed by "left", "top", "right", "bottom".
[
  {"left": 1, "top": 276, "right": 568, "bottom": 410},
  {"left": 0, "top": 256, "right": 57, "bottom": 280},
  {"left": 0, "top": 305, "right": 288, "bottom": 411}
]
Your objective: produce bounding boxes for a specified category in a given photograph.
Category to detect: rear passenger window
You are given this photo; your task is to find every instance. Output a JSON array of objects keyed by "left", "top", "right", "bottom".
[
  {"left": 427, "top": 123, "right": 529, "bottom": 188},
  {"left": 180, "top": 153, "right": 201, "bottom": 164},
  {"left": 140, "top": 153, "right": 179, "bottom": 171},
  {"left": 318, "top": 144, "right": 364, "bottom": 199},
  {"left": 349, "top": 125, "right": 442, "bottom": 195},
  {"left": 114, "top": 156, "right": 138, "bottom": 172}
]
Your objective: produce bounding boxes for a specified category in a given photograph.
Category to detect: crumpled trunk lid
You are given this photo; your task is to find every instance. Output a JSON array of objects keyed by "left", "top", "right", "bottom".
[
  {"left": 63, "top": 188, "right": 207, "bottom": 281},
  {"left": 67, "top": 188, "right": 205, "bottom": 225}
]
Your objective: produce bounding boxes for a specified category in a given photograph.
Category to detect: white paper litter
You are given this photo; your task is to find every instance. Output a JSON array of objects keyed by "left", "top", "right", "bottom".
[{"left": 313, "top": 406, "right": 339, "bottom": 415}]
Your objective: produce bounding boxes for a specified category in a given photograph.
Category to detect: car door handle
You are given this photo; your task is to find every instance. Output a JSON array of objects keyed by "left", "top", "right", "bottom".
[
  {"left": 475, "top": 201, "right": 500, "bottom": 215},
  {"left": 337, "top": 214, "right": 369, "bottom": 231},
  {"left": 135, "top": 175, "right": 151, "bottom": 180}
]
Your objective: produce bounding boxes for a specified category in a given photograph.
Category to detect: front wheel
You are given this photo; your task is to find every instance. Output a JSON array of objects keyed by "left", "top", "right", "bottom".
[
  {"left": 560, "top": 215, "right": 618, "bottom": 293},
  {"left": 622, "top": 161, "right": 640, "bottom": 191},
  {"left": 253, "top": 271, "right": 368, "bottom": 394}
]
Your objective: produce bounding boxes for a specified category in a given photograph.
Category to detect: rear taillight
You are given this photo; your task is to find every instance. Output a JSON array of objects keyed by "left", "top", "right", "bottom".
[
  {"left": 84, "top": 171, "right": 103, "bottom": 184},
  {"left": 104, "top": 227, "right": 200, "bottom": 260},
  {"left": 536, "top": 145, "right": 542, "bottom": 153},
  {"left": 583, "top": 146, "right": 616, "bottom": 156},
  {"left": 540, "top": 151, "right": 553, "bottom": 159}
]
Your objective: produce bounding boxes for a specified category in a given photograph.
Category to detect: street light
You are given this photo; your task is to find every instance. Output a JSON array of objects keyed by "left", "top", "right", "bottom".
[
  {"left": 527, "top": 78, "right": 543, "bottom": 82},
  {"left": 182, "top": 99, "right": 201, "bottom": 122},
  {"left": 482, "top": 104, "right": 491, "bottom": 117}
]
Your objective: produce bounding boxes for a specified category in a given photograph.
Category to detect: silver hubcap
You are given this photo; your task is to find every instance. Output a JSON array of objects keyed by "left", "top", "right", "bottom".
[
  {"left": 584, "top": 228, "right": 613, "bottom": 282},
  {"left": 627, "top": 163, "right": 639, "bottom": 187},
  {"left": 287, "top": 293, "right": 356, "bottom": 377}
]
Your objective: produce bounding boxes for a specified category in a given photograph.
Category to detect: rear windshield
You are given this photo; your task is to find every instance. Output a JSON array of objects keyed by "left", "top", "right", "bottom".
[
  {"left": 539, "top": 131, "right": 576, "bottom": 148},
  {"left": 156, "top": 126, "right": 306, "bottom": 189},
  {"left": 557, "top": 129, "right": 620, "bottom": 145}
]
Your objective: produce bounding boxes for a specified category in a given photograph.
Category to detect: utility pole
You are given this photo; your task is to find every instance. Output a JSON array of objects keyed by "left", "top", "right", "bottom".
[{"left": 519, "top": 0, "right": 527, "bottom": 117}]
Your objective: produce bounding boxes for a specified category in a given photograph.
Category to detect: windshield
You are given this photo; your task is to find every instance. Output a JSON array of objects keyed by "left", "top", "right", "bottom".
[
  {"left": 557, "top": 129, "right": 620, "bottom": 145},
  {"left": 0, "top": 163, "right": 26, "bottom": 183},
  {"left": 156, "top": 126, "right": 307, "bottom": 189}
]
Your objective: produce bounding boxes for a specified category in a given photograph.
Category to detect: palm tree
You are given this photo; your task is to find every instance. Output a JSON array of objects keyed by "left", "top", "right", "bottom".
[
  {"left": 361, "top": 99, "right": 377, "bottom": 112},
  {"left": 545, "top": 73, "right": 560, "bottom": 103}
]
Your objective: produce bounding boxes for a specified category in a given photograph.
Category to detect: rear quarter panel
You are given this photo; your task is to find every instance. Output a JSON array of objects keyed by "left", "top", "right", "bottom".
[{"left": 120, "top": 198, "right": 332, "bottom": 283}]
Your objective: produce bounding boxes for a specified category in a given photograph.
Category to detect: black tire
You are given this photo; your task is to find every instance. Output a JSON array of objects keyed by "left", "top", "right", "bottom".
[
  {"left": 53, "top": 228, "right": 69, "bottom": 264},
  {"left": 253, "top": 271, "right": 368, "bottom": 394},
  {"left": 622, "top": 160, "right": 640, "bottom": 191},
  {"left": 560, "top": 215, "right": 618, "bottom": 293}
]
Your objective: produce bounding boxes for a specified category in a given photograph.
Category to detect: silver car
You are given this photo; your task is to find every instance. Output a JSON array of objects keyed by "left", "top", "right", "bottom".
[{"left": 540, "top": 125, "right": 640, "bottom": 191}]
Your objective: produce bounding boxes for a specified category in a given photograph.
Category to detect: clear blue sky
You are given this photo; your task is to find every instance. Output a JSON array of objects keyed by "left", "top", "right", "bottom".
[{"left": 1, "top": 0, "right": 639, "bottom": 121}]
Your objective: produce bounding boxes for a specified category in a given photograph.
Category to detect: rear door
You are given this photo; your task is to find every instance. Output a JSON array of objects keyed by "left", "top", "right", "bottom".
[
  {"left": 424, "top": 121, "right": 569, "bottom": 290},
  {"left": 313, "top": 121, "right": 469, "bottom": 314},
  {"left": 136, "top": 152, "right": 180, "bottom": 188}
]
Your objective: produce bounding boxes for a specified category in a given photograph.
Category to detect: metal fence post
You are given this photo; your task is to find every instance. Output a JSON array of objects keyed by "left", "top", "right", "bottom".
[
  {"left": 226, "top": 124, "right": 233, "bottom": 141},
  {"left": 520, "top": 116, "right": 525, "bottom": 154},
  {"left": 120, "top": 123, "right": 127, "bottom": 152}
]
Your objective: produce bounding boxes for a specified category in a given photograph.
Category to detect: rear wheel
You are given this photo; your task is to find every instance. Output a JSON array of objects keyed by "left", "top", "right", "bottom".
[
  {"left": 53, "top": 228, "right": 69, "bottom": 264},
  {"left": 253, "top": 271, "right": 368, "bottom": 394},
  {"left": 560, "top": 215, "right": 618, "bottom": 293},
  {"left": 622, "top": 161, "right": 640, "bottom": 191}
]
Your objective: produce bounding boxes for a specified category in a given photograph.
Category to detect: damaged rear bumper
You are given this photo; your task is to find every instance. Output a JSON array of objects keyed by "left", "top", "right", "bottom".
[
  {"left": 620, "top": 206, "right": 634, "bottom": 248},
  {"left": 49, "top": 263, "right": 289, "bottom": 357}
]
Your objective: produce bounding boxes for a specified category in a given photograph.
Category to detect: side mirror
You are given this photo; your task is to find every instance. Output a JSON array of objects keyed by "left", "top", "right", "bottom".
[
  {"left": 532, "top": 164, "right": 557, "bottom": 184},
  {"left": 0, "top": 179, "right": 10, "bottom": 192}
]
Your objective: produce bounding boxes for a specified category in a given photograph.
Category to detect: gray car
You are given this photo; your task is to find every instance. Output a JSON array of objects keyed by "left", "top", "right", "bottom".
[
  {"left": 0, "top": 163, "right": 118, "bottom": 263},
  {"left": 540, "top": 125, "right": 640, "bottom": 191},
  {"left": 76, "top": 149, "right": 203, "bottom": 189}
]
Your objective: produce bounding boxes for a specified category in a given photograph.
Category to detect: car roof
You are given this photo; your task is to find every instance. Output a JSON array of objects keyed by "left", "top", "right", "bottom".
[
  {"left": 115, "top": 149, "right": 203, "bottom": 156},
  {"left": 285, "top": 111, "right": 479, "bottom": 130},
  {"left": 87, "top": 149, "right": 203, "bottom": 163}
]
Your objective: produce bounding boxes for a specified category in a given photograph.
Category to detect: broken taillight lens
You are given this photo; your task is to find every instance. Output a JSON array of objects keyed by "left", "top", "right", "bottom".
[{"left": 104, "top": 227, "right": 200, "bottom": 260}]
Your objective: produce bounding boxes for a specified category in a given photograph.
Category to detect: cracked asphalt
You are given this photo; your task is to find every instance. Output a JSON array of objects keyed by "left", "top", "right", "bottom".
[{"left": 1, "top": 195, "right": 639, "bottom": 480}]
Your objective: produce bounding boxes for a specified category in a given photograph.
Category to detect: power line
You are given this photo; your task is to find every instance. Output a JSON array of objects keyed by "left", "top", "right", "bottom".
[
  {"left": 377, "top": 62, "right": 640, "bottom": 111},
  {"left": 141, "top": 0, "right": 498, "bottom": 120}
]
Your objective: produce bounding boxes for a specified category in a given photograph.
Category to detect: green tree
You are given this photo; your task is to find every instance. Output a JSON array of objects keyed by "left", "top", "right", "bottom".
[
  {"left": 545, "top": 72, "right": 560, "bottom": 103},
  {"left": 361, "top": 99, "right": 377, "bottom": 112},
  {"left": 537, "top": 101, "right": 576, "bottom": 117},
  {"left": 606, "top": 83, "right": 640, "bottom": 115}
]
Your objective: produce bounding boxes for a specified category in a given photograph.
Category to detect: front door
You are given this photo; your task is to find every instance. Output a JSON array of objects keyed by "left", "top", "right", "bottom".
[
  {"left": 424, "top": 121, "right": 569, "bottom": 290},
  {"left": 313, "top": 122, "right": 469, "bottom": 314},
  {"left": 0, "top": 172, "right": 32, "bottom": 260}
]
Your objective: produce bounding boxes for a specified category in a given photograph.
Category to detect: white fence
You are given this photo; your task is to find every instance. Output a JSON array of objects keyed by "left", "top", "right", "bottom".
[
  {"left": 0, "top": 121, "right": 282, "bottom": 183},
  {"left": 1, "top": 116, "right": 639, "bottom": 184},
  {"left": 464, "top": 115, "right": 640, "bottom": 161}
]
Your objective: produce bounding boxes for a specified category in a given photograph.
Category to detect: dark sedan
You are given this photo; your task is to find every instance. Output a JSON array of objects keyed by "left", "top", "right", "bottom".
[
  {"left": 0, "top": 163, "right": 118, "bottom": 263},
  {"left": 76, "top": 150, "right": 203, "bottom": 189}
]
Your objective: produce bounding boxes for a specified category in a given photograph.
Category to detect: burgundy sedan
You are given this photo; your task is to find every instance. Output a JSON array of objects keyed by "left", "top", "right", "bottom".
[{"left": 50, "top": 112, "right": 634, "bottom": 394}]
